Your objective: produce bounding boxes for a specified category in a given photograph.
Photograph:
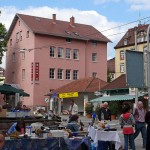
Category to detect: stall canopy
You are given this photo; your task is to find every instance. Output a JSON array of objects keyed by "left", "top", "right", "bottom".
[
  {"left": 90, "top": 94, "right": 143, "bottom": 103},
  {"left": 0, "top": 84, "right": 30, "bottom": 97}
]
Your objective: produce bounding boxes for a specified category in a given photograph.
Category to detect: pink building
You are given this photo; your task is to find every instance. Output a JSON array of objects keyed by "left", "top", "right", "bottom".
[{"left": 5, "top": 13, "right": 110, "bottom": 110}]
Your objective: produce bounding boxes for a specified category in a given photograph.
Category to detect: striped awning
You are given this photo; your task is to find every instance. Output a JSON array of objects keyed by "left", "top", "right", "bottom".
[{"left": 90, "top": 94, "right": 142, "bottom": 103}]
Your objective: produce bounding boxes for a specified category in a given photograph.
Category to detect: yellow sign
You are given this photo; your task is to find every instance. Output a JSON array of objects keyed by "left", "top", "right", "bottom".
[{"left": 59, "top": 92, "right": 78, "bottom": 98}]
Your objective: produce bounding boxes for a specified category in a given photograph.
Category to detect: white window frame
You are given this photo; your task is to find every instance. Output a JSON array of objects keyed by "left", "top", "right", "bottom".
[
  {"left": 50, "top": 47, "right": 55, "bottom": 58},
  {"left": 26, "top": 31, "right": 29, "bottom": 38},
  {"left": 92, "top": 53, "right": 97, "bottom": 62},
  {"left": 58, "top": 47, "right": 63, "bottom": 58},
  {"left": 66, "top": 48, "right": 71, "bottom": 59},
  {"left": 120, "top": 63, "right": 124, "bottom": 73},
  {"left": 73, "top": 49, "right": 79, "bottom": 60},
  {"left": 57, "top": 69, "right": 63, "bottom": 80},
  {"left": 120, "top": 50, "right": 125, "bottom": 60},
  {"left": 92, "top": 72, "right": 97, "bottom": 77},
  {"left": 66, "top": 69, "right": 71, "bottom": 80},
  {"left": 73, "top": 70, "right": 78, "bottom": 80},
  {"left": 22, "top": 69, "right": 25, "bottom": 80},
  {"left": 20, "top": 31, "right": 22, "bottom": 41},
  {"left": 49, "top": 68, "right": 55, "bottom": 79}
]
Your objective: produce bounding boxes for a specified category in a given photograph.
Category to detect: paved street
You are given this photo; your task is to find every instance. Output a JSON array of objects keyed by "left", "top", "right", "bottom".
[{"left": 61, "top": 115, "right": 145, "bottom": 150}]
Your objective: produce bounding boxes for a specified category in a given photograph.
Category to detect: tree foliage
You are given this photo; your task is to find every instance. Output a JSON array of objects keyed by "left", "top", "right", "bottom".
[{"left": 0, "top": 23, "right": 7, "bottom": 64}]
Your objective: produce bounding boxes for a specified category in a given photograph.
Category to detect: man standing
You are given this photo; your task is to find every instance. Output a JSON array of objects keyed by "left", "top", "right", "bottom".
[
  {"left": 68, "top": 100, "right": 78, "bottom": 116},
  {"left": 100, "top": 102, "right": 111, "bottom": 121},
  {"left": 133, "top": 101, "right": 147, "bottom": 148}
]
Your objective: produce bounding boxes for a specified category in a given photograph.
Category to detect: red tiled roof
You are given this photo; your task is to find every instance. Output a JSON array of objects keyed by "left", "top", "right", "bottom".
[
  {"left": 114, "top": 24, "right": 148, "bottom": 49},
  {"left": 101, "top": 74, "right": 127, "bottom": 90},
  {"left": 47, "top": 77, "right": 108, "bottom": 95},
  {"left": 107, "top": 57, "right": 115, "bottom": 73},
  {"left": 7, "top": 13, "right": 111, "bottom": 42}
]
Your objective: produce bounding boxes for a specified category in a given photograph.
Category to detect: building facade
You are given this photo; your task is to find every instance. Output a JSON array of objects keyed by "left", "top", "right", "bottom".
[
  {"left": 5, "top": 13, "right": 110, "bottom": 110},
  {"left": 114, "top": 24, "right": 149, "bottom": 78}
]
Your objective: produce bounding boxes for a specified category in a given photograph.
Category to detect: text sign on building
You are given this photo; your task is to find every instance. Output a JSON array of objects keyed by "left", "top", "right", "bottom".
[
  {"left": 35, "top": 62, "right": 39, "bottom": 81},
  {"left": 126, "top": 50, "right": 144, "bottom": 88},
  {"left": 59, "top": 92, "right": 78, "bottom": 98},
  {"left": 31, "top": 62, "right": 34, "bottom": 81}
]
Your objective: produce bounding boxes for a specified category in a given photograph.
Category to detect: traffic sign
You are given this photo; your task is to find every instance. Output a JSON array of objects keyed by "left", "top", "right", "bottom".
[{"left": 44, "top": 98, "right": 49, "bottom": 103}]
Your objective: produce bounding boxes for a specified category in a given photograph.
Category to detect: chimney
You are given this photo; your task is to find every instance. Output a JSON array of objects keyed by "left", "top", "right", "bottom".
[
  {"left": 52, "top": 14, "right": 56, "bottom": 24},
  {"left": 70, "top": 16, "right": 75, "bottom": 26}
]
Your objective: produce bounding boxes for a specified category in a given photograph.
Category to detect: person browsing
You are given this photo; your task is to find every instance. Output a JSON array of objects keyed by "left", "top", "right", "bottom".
[{"left": 68, "top": 100, "right": 78, "bottom": 115}]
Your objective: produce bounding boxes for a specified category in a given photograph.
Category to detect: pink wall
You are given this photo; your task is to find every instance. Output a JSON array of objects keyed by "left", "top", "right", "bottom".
[{"left": 5, "top": 17, "right": 108, "bottom": 109}]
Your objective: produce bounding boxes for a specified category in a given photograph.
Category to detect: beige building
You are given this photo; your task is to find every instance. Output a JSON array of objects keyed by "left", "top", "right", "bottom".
[{"left": 114, "top": 24, "right": 149, "bottom": 78}]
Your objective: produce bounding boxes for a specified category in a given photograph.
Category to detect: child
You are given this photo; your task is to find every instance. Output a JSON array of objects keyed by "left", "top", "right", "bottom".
[{"left": 119, "top": 103, "right": 136, "bottom": 150}]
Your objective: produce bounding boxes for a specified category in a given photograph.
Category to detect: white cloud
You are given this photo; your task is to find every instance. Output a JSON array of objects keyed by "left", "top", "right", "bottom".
[
  {"left": 0, "top": 6, "right": 130, "bottom": 67},
  {"left": 93, "top": 0, "right": 120, "bottom": 4},
  {"left": 126, "top": 0, "right": 150, "bottom": 10}
]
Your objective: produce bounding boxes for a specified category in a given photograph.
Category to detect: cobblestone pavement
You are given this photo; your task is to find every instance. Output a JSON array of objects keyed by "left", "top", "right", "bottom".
[{"left": 60, "top": 115, "right": 145, "bottom": 150}]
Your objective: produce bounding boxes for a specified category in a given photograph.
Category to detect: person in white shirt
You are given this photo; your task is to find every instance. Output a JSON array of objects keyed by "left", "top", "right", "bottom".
[{"left": 68, "top": 100, "right": 78, "bottom": 116}]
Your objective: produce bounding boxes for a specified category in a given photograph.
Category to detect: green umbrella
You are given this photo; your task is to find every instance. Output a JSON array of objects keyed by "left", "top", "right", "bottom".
[{"left": 0, "top": 84, "right": 30, "bottom": 97}]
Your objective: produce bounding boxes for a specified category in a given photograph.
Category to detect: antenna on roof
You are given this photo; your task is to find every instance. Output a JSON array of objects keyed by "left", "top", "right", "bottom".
[{"left": 138, "top": 11, "right": 141, "bottom": 25}]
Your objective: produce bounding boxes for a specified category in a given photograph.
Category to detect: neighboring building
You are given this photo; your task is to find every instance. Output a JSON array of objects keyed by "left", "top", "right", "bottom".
[
  {"left": 107, "top": 57, "right": 115, "bottom": 81},
  {"left": 114, "top": 24, "right": 149, "bottom": 78},
  {"left": 0, "top": 67, "right": 5, "bottom": 84},
  {"left": 5, "top": 13, "right": 110, "bottom": 110},
  {"left": 47, "top": 77, "right": 107, "bottom": 115}
]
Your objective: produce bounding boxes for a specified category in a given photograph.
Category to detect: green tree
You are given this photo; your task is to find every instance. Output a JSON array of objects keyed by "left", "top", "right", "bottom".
[{"left": 0, "top": 22, "right": 7, "bottom": 64}]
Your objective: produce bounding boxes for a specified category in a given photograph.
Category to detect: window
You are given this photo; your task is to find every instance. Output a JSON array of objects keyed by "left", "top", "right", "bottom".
[
  {"left": 49, "top": 68, "right": 55, "bottom": 79},
  {"left": 58, "top": 47, "right": 63, "bottom": 58},
  {"left": 22, "top": 69, "right": 25, "bottom": 80},
  {"left": 57, "top": 69, "right": 63, "bottom": 79},
  {"left": 66, "top": 48, "right": 71, "bottom": 59},
  {"left": 92, "top": 41, "right": 97, "bottom": 47},
  {"left": 92, "top": 53, "right": 97, "bottom": 62},
  {"left": 66, "top": 38, "right": 71, "bottom": 43},
  {"left": 73, "top": 49, "right": 79, "bottom": 60},
  {"left": 73, "top": 70, "right": 78, "bottom": 80},
  {"left": 50, "top": 47, "right": 55, "bottom": 58},
  {"left": 12, "top": 52, "right": 15, "bottom": 62},
  {"left": 120, "top": 50, "right": 125, "bottom": 60},
  {"left": 16, "top": 32, "right": 19, "bottom": 42},
  {"left": 21, "top": 52, "right": 25, "bottom": 60},
  {"left": 10, "top": 39, "right": 12, "bottom": 46},
  {"left": 20, "top": 31, "right": 22, "bottom": 41},
  {"left": 66, "top": 69, "right": 71, "bottom": 80},
  {"left": 120, "top": 63, "right": 124, "bottom": 73},
  {"left": 12, "top": 72, "right": 15, "bottom": 83},
  {"left": 26, "top": 31, "right": 29, "bottom": 38},
  {"left": 124, "top": 39, "right": 127, "bottom": 45},
  {"left": 92, "top": 72, "right": 97, "bottom": 77}
]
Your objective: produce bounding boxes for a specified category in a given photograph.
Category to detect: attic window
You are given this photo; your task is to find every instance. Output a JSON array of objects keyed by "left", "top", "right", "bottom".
[
  {"left": 65, "top": 31, "right": 71, "bottom": 35},
  {"left": 92, "top": 41, "right": 97, "bottom": 47},
  {"left": 66, "top": 38, "right": 71, "bottom": 43},
  {"left": 35, "top": 17, "right": 41, "bottom": 21},
  {"left": 74, "top": 32, "right": 79, "bottom": 36},
  {"left": 124, "top": 39, "right": 127, "bottom": 45}
]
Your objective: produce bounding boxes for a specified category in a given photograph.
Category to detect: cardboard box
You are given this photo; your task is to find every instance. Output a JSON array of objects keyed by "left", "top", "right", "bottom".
[{"left": 0, "top": 109, "right": 7, "bottom": 117}]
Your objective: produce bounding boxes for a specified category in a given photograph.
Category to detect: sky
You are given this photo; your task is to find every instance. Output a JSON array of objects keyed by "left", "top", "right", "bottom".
[{"left": 0, "top": 0, "right": 150, "bottom": 68}]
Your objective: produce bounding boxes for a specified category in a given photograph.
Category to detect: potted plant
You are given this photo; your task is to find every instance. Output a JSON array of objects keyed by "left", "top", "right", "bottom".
[
  {"left": 109, "top": 102, "right": 118, "bottom": 120},
  {"left": 85, "top": 103, "right": 93, "bottom": 118}
]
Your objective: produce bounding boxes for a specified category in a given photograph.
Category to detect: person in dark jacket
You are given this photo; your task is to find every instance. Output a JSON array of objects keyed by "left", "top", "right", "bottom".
[
  {"left": 145, "top": 111, "right": 150, "bottom": 150},
  {"left": 66, "top": 114, "right": 80, "bottom": 132},
  {"left": 98, "top": 102, "right": 111, "bottom": 121}
]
